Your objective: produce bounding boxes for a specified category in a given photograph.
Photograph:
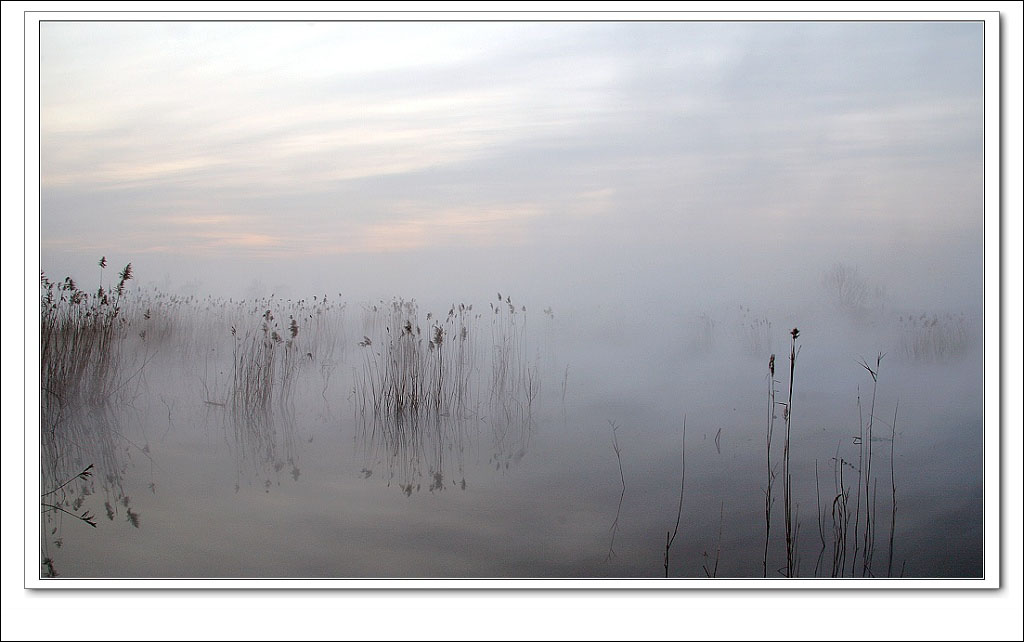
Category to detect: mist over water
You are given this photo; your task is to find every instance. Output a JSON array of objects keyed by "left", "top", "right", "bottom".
[
  {"left": 37, "top": 256, "right": 983, "bottom": 578},
  {"left": 35, "top": 19, "right": 986, "bottom": 580}
]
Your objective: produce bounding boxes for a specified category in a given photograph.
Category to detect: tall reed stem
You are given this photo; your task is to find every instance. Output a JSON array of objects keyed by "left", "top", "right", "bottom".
[
  {"left": 858, "top": 353, "right": 883, "bottom": 577},
  {"left": 783, "top": 327, "right": 800, "bottom": 577},
  {"left": 887, "top": 401, "right": 899, "bottom": 577},
  {"left": 763, "top": 353, "right": 776, "bottom": 577},
  {"left": 664, "top": 416, "right": 686, "bottom": 577}
]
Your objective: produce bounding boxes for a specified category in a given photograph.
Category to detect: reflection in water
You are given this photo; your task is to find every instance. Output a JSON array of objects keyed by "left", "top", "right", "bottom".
[
  {"left": 225, "top": 399, "right": 302, "bottom": 492},
  {"left": 486, "top": 410, "right": 532, "bottom": 472},
  {"left": 356, "top": 404, "right": 536, "bottom": 496},
  {"left": 41, "top": 392, "right": 148, "bottom": 578},
  {"left": 357, "top": 411, "right": 469, "bottom": 496},
  {"left": 605, "top": 422, "right": 626, "bottom": 562}
]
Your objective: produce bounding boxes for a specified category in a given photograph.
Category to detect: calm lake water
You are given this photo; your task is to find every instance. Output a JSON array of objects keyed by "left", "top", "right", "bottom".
[{"left": 38, "top": 291, "right": 983, "bottom": 579}]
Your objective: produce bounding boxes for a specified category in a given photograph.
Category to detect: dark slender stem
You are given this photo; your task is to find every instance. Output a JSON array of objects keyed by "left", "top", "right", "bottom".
[
  {"left": 40, "top": 503, "right": 97, "bottom": 527},
  {"left": 664, "top": 416, "right": 686, "bottom": 577},
  {"left": 764, "top": 354, "right": 776, "bottom": 578},
  {"left": 859, "top": 353, "right": 883, "bottom": 577},
  {"left": 606, "top": 421, "right": 626, "bottom": 562},
  {"left": 40, "top": 464, "right": 93, "bottom": 498},
  {"left": 814, "top": 459, "right": 826, "bottom": 577},
  {"left": 887, "top": 401, "right": 899, "bottom": 578},
  {"left": 784, "top": 328, "right": 799, "bottom": 577},
  {"left": 852, "top": 386, "right": 863, "bottom": 576}
]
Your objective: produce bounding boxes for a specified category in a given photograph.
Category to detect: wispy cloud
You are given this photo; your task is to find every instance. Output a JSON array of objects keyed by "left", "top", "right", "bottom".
[{"left": 39, "top": 20, "right": 984, "bottom": 280}]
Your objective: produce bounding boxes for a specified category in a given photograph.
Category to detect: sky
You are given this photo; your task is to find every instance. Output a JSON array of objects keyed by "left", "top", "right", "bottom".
[{"left": 38, "top": 19, "right": 985, "bottom": 309}]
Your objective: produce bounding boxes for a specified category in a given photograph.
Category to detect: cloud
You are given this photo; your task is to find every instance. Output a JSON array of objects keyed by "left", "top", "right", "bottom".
[
  {"left": 352, "top": 202, "right": 546, "bottom": 253},
  {"left": 39, "top": 20, "right": 984, "bottom": 297}
]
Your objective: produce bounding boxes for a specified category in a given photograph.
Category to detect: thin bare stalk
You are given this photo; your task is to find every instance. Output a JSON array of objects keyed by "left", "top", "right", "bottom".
[
  {"left": 664, "top": 416, "right": 687, "bottom": 578},
  {"left": 830, "top": 444, "right": 851, "bottom": 578},
  {"left": 606, "top": 421, "right": 626, "bottom": 562},
  {"left": 858, "top": 353, "right": 884, "bottom": 577},
  {"left": 783, "top": 328, "right": 800, "bottom": 577},
  {"left": 40, "top": 464, "right": 94, "bottom": 499},
  {"left": 763, "top": 353, "right": 777, "bottom": 578},
  {"left": 40, "top": 503, "right": 97, "bottom": 527},
  {"left": 852, "top": 385, "right": 864, "bottom": 576},
  {"left": 703, "top": 502, "right": 724, "bottom": 578},
  {"left": 814, "top": 459, "right": 826, "bottom": 577},
  {"left": 887, "top": 401, "right": 899, "bottom": 577}
]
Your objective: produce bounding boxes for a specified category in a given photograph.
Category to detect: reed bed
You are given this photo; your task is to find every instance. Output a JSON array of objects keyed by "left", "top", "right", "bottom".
[
  {"left": 40, "top": 262, "right": 134, "bottom": 417},
  {"left": 355, "top": 295, "right": 537, "bottom": 422},
  {"left": 737, "top": 305, "right": 773, "bottom": 358},
  {"left": 355, "top": 298, "right": 476, "bottom": 418},
  {"left": 39, "top": 261, "right": 151, "bottom": 576},
  {"left": 897, "top": 312, "right": 970, "bottom": 363}
]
